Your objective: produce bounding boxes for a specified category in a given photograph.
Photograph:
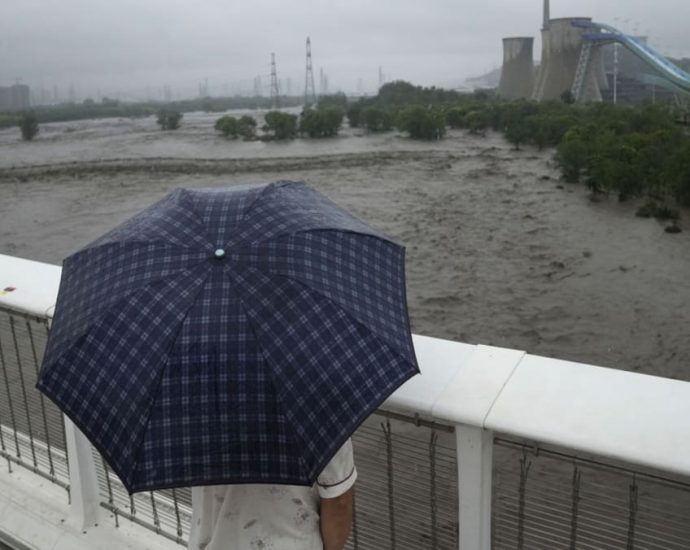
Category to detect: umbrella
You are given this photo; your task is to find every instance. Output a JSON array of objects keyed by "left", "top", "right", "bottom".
[{"left": 37, "top": 181, "right": 419, "bottom": 493}]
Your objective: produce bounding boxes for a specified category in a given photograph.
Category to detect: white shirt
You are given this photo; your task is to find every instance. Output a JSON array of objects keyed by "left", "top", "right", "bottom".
[{"left": 188, "top": 439, "right": 356, "bottom": 550}]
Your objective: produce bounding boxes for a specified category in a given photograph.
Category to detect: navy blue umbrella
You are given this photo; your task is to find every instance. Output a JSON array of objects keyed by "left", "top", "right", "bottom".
[{"left": 37, "top": 181, "right": 418, "bottom": 493}]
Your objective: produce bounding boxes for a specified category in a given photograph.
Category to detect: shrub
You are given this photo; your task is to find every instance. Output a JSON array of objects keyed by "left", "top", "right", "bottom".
[
  {"left": 556, "top": 128, "right": 589, "bottom": 183},
  {"left": 347, "top": 106, "right": 362, "bottom": 128},
  {"left": 397, "top": 106, "right": 446, "bottom": 140},
  {"left": 18, "top": 111, "right": 39, "bottom": 141},
  {"left": 263, "top": 111, "right": 298, "bottom": 140},
  {"left": 445, "top": 108, "right": 465, "bottom": 129},
  {"left": 465, "top": 110, "right": 489, "bottom": 135},
  {"left": 156, "top": 109, "right": 182, "bottom": 130},
  {"left": 361, "top": 107, "right": 393, "bottom": 132},
  {"left": 299, "top": 107, "right": 344, "bottom": 138},
  {"left": 215, "top": 116, "right": 238, "bottom": 138},
  {"left": 237, "top": 115, "right": 257, "bottom": 140}
]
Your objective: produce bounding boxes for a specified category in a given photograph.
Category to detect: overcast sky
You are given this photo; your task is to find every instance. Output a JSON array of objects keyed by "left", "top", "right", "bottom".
[{"left": 1, "top": 0, "right": 689, "bottom": 100}]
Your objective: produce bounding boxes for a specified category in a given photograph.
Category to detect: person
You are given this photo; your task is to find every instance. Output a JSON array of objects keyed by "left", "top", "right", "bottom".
[{"left": 188, "top": 439, "right": 356, "bottom": 550}]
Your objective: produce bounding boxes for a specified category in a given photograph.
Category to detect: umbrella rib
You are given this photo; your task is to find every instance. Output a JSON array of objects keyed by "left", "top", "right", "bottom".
[
  {"left": 66, "top": 239, "right": 207, "bottom": 267},
  {"left": 228, "top": 227, "right": 390, "bottom": 255},
  {"left": 229, "top": 258, "right": 412, "bottom": 366},
  {"left": 229, "top": 271, "right": 418, "bottom": 484},
  {"left": 230, "top": 293, "right": 312, "bottom": 481},
  {"left": 127, "top": 267, "right": 213, "bottom": 491},
  {"left": 285, "top": 272, "right": 417, "bottom": 368}
]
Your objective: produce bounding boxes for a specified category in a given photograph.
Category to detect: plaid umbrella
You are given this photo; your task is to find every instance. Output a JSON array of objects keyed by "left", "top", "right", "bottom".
[{"left": 37, "top": 181, "right": 418, "bottom": 493}]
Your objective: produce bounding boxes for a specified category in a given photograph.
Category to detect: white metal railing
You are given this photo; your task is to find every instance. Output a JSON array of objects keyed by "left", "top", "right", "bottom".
[{"left": 2, "top": 252, "right": 690, "bottom": 550}]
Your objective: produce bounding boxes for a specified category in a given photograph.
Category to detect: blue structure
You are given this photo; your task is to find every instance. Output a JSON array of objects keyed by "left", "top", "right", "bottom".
[{"left": 572, "top": 19, "right": 690, "bottom": 100}]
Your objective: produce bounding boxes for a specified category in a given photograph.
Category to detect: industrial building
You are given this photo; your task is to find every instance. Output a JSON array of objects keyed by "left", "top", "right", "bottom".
[
  {"left": 498, "top": 0, "right": 690, "bottom": 104},
  {"left": 0, "top": 84, "right": 31, "bottom": 111},
  {"left": 496, "top": 38, "right": 535, "bottom": 100}
]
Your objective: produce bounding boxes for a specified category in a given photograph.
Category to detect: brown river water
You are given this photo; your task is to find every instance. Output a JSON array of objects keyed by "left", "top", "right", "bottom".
[{"left": 2, "top": 110, "right": 688, "bottom": 381}]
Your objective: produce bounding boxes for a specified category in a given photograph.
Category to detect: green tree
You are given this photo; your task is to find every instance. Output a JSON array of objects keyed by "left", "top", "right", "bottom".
[
  {"left": 445, "top": 108, "right": 466, "bottom": 129},
  {"left": 361, "top": 107, "right": 393, "bottom": 132},
  {"left": 17, "top": 111, "right": 39, "bottom": 141},
  {"left": 299, "top": 107, "right": 344, "bottom": 138},
  {"left": 665, "top": 141, "right": 690, "bottom": 206},
  {"left": 397, "top": 106, "right": 446, "bottom": 140},
  {"left": 318, "top": 93, "right": 348, "bottom": 109},
  {"left": 214, "top": 115, "right": 239, "bottom": 138},
  {"left": 237, "top": 115, "right": 257, "bottom": 140},
  {"left": 465, "top": 110, "right": 488, "bottom": 135},
  {"left": 156, "top": 108, "right": 182, "bottom": 130},
  {"left": 556, "top": 128, "right": 590, "bottom": 183},
  {"left": 347, "top": 105, "right": 362, "bottom": 128},
  {"left": 263, "top": 111, "right": 298, "bottom": 139}
]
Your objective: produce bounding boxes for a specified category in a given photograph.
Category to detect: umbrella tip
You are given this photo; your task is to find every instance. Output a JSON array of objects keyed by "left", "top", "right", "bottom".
[{"left": 214, "top": 249, "right": 226, "bottom": 260}]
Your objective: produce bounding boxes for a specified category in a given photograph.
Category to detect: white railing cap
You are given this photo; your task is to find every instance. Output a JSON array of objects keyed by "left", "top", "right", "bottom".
[
  {"left": 485, "top": 354, "right": 690, "bottom": 478},
  {"left": 0, "top": 253, "right": 62, "bottom": 318}
]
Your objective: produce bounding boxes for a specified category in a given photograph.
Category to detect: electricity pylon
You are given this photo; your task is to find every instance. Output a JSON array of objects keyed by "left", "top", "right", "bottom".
[
  {"left": 270, "top": 53, "right": 280, "bottom": 109},
  {"left": 304, "top": 37, "right": 317, "bottom": 107}
]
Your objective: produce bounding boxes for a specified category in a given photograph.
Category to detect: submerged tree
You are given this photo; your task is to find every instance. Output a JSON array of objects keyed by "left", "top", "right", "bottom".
[
  {"left": 263, "top": 111, "right": 298, "bottom": 140},
  {"left": 397, "top": 106, "right": 446, "bottom": 140},
  {"left": 156, "top": 109, "right": 183, "bottom": 130},
  {"left": 18, "top": 111, "right": 39, "bottom": 141}
]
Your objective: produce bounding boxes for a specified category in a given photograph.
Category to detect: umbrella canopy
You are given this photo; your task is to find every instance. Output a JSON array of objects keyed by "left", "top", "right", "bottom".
[{"left": 37, "top": 181, "right": 418, "bottom": 493}]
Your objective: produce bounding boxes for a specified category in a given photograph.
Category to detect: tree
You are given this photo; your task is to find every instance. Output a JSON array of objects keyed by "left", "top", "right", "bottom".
[
  {"left": 361, "top": 107, "right": 393, "bottom": 132},
  {"left": 665, "top": 141, "right": 690, "bottom": 207},
  {"left": 504, "top": 122, "right": 530, "bottom": 149},
  {"left": 397, "top": 106, "right": 446, "bottom": 140},
  {"left": 263, "top": 111, "right": 298, "bottom": 139},
  {"left": 156, "top": 108, "right": 182, "bottom": 130},
  {"left": 347, "top": 106, "right": 362, "bottom": 128},
  {"left": 556, "top": 128, "right": 590, "bottom": 182},
  {"left": 215, "top": 115, "right": 239, "bottom": 138},
  {"left": 318, "top": 93, "right": 348, "bottom": 109},
  {"left": 299, "top": 107, "right": 344, "bottom": 138},
  {"left": 465, "top": 110, "right": 488, "bottom": 135},
  {"left": 445, "top": 108, "right": 465, "bottom": 129},
  {"left": 17, "top": 111, "right": 39, "bottom": 141},
  {"left": 560, "top": 90, "right": 575, "bottom": 105},
  {"left": 237, "top": 115, "right": 257, "bottom": 140}
]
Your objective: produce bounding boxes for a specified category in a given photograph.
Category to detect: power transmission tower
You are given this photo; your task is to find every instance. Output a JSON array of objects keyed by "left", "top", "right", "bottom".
[
  {"left": 270, "top": 53, "right": 280, "bottom": 109},
  {"left": 304, "top": 37, "right": 317, "bottom": 107}
]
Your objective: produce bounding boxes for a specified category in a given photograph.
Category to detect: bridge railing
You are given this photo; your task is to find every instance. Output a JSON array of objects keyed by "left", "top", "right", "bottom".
[{"left": 2, "top": 252, "right": 690, "bottom": 550}]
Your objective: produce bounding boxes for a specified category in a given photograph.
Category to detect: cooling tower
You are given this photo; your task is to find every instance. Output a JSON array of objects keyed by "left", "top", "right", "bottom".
[
  {"left": 497, "top": 37, "right": 535, "bottom": 100},
  {"left": 532, "top": 17, "right": 606, "bottom": 102}
]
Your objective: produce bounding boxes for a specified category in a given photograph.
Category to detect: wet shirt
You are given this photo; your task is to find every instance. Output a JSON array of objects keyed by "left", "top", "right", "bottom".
[{"left": 188, "top": 439, "right": 356, "bottom": 550}]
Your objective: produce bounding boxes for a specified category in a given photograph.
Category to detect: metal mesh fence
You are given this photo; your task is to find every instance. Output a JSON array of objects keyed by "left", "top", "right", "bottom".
[
  {"left": 492, "top": 437, "right": 690, "bottom": 550},
  {"left": 94, "top": 448, "right": 191, "bottom": 545},
  {"left": 347, "top": 412, "right": 458, "bottom": 550},
  {"left": 0, "top": 308, "right": 69, "bottom": 494}
]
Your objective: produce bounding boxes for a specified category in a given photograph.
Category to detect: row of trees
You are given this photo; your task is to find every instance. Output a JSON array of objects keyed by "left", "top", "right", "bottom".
[{"left": 11, "top": 79, "right": 690, "bottom": 220}]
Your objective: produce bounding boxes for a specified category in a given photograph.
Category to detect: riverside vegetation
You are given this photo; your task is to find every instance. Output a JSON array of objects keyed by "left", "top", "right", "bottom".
[{"left": 4, "top": 80, "right": 688, "bottom": 229}]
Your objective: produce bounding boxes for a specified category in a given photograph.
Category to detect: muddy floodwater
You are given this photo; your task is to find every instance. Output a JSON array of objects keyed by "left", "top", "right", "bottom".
[{"left": 1, "top": 110, "right": 690, "bottom": 381}]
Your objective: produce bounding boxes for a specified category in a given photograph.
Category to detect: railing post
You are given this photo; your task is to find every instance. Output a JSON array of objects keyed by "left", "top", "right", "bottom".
[
  {"left": 456, "top": 424, "right": 493, "bottom": 550},
  {"left": 64, "top": 416, "right": 101, "bottom": 530}
]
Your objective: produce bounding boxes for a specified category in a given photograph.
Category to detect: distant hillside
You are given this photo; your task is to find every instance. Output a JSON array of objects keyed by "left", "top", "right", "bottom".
[{"left": 464, "top": 67, "right": 502, "bottom": 90}]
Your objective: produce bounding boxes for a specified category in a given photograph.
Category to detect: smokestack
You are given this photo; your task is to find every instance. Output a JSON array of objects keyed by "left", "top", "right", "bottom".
[
  {"left": 497, "top": 37, "right": 535, "bottom": 100},
  {"left": 543, "top": 0, "right": 550, "bottom": 29}
]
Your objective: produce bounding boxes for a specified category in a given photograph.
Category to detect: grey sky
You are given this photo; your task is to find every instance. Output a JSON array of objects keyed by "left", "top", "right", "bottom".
[{"left": 1, "top": 0, "right": 689, "bottom": 100}]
